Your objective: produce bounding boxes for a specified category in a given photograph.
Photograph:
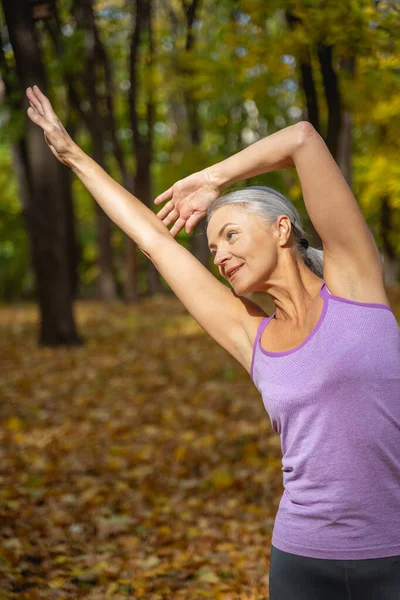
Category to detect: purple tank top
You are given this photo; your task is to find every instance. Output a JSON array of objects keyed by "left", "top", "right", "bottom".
[{"left": 250, "top": 281, "right": 400, "bottom": 560}]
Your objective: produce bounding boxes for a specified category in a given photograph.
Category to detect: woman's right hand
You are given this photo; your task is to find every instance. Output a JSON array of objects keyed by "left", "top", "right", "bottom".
[
  {"left": 26, "top": 85, "right": 79, "bottom": 166},
  {"left": 154, "top": 169, "right": 221, "bottom": 237}
]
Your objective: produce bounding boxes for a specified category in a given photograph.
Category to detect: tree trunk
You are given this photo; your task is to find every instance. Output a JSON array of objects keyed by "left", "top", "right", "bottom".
[
  {"left": 337, "top": 57, "right": 355, "bottom": 188},
  {"left": 285, "top": 12, "right": 320, "bottom": 130},
  {"left": 73, "top": 0, "right": 118, "bottom": 301},
  {"left": 284, "top": 12, "right": 322, "bottom": 250},
  {"left": 129, "top": 0, "right": 163, "bottom": 295},
  {"left": 123, "top": 236, "right": 139, "bottom": 302},
  {"left": 337, "top": 111, "right": 353, "bottom": 187},
  {"left": 381, "top": 196, "right": 398, "bottom": 285},
  {"left": 120, "top": 173, "right": 139, "bottom": 302},
  {"left": 317, "top": 44, "right": 342, "bottom": 160},
  {"left": 2, "top": 0, "right": 81, "bottom": 345},
  {"left": 181, "top": 0, "right": 210, "bottom": 267},
  {"left": 60, "top": 157, "right": 80, "bottom": 299}
]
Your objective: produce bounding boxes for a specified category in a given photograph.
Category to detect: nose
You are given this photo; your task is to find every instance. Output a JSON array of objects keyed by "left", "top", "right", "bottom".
[{"left": 213, "top": 249, "right": 230, "bottom": 268}]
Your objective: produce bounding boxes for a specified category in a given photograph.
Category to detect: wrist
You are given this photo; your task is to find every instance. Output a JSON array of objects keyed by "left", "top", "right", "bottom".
[
  {"left": 68, "top": 145, "right": 91, "bottom": 174},
  {"left": 205, "top": 164, "right": 229, "bottom": 192}
]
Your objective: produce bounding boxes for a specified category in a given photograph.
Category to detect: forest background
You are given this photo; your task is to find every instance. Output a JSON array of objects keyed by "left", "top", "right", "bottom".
[
  {"left": 0, "top": 1, "right": 400, "bottom": 599},
  {"left": 0, "top": 0, "right": 399, "bottom": 343}
]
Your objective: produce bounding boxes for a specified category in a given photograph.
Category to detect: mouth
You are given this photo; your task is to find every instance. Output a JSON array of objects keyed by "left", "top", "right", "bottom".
[{"left": 226, "top": 265, "right": 243, "bottom": 280}]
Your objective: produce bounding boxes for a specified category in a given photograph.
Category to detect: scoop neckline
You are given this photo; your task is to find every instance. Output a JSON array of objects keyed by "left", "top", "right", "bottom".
[{"left": 258, "top": 281, "right": 328, "bottom": 358}]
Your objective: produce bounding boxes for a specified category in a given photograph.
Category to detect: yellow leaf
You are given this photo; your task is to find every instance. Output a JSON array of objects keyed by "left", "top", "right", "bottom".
[
  {"left": 54, "top": 555, "right": 69, "bottom": 564},
  {"left": 158, "top": 525, "right": 172, "bottom": 536},
  {"left": 142, "top": 555, "right": 160, "bottom": 569},
  {"left": 5, "top": 416, "right": 23, "bottom": 431},
  {"left": 197, "top": 568, "right": 220, "bottom": 584},
  {"left": 187, "top": 527, "right": 199, "bottom": 538},
  {"left": 175, "top": 445, "right": 187, "bottom": 461},
  {"left": 209, "top": 469, "right": 234, "bottom": 489},
  {"left": 48, "top": 578, "right": 66, "bottom": 589},
  {"left": 106, "top": 582, "right": 119, "bottom": 597}
]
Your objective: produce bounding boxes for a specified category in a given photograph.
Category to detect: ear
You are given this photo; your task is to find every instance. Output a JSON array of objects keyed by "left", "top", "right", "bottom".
[{"left": 276, "top": 215, "right": 292, "bottom": 246}]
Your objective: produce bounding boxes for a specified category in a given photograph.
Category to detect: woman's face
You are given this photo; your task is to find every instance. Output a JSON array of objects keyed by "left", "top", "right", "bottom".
[{"left": 206, "top": 205, "right": 287, "bottom": 295}]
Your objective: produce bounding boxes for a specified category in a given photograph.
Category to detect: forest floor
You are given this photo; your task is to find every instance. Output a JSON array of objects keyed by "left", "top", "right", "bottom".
[{"left": 1, "top": 286, "right": 399, "bottom": 600}]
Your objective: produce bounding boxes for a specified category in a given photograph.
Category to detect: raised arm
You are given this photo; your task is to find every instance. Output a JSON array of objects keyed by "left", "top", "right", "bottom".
[
  {"left": 158, "top": 121, "right": 388, "bottom": 304},
  {"left": 26, "top": 86, "right": 266, "bottom": 371},
  {"left": 207, "top": 121, "right": 387, "bottom": 303}
]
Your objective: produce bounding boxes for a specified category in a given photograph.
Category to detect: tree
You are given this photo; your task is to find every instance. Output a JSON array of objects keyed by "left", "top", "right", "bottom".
[
  {"left": 1, "top": 0, "right": 81, "bottom": 345},
  {"left": 71, "top": 0, "right": 119, "bottom": 301},
  {"left": 125, "top": 0, "right": 162, "bottom": 295}
]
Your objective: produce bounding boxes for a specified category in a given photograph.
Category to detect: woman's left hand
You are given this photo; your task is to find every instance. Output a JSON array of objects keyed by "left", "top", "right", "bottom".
[
  {"left": 154, "top": 169, "right": 220, "bottom": 237},
  {"left": 26, "top": 85, "right": 79, "bottom": 166}
]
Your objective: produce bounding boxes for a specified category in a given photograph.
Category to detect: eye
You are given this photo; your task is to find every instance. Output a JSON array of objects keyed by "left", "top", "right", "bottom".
[{"left": 227, "top": 231, "right": 237, "bottom": 240}]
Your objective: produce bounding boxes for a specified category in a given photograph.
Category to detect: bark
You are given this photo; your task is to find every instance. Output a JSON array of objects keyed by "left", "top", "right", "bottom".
[
  {"left": 95, "top": 17, "right": 138, "bottom": 301},
  {"left": 180, "top": 0, "right": 210, "bottom": 267},
  {"left": 46, "top": 14, "right": 132, "bottom": 299},
  {"left": 381, "top": 196, "right": 398, "bottom": 285},
  {"left": 61, "top": 162, "right": 80, "bottom": 298},
  {"left": 336, "top": 56, "right": 355, "bottom": 187},
  {"left": 284, "top": 11, "right": 321, "bottom": 250},
  {"left": 183, "top": 0, "right": 201, "bottom": 145},
  {"left": 123, "top": 235, "right": 139, "bottom": 303},
  {"left": 299, "top": 61, "right": 320, "bottom": 130},
  {"left": 337, "top": 111, "right": 352, "bottom": 186},
  {"left": 129, "top": 0, "right": 163, "bottom": 295},
  {"left": 72, "top": 0, "right": 118, "bottom": 301},
  {"left": 40, "top": 19, "right": 82, "bottom": 298},
  {"left": 285, "top": 12, "right": 320, "bottom": 130},
  {"left": 317, "top": 44, "right": 342, "bottom": 160},
  {"left": 1, "top": 0, "right": 81, "bottom": 345}
]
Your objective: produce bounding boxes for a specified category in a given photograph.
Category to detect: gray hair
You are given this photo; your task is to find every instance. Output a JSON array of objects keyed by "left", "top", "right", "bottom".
[{"left": 207, "top": 185, "right": 323, "bottom": 278}]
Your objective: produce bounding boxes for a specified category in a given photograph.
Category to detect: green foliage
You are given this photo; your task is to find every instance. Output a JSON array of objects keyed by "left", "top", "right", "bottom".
[
  {"left": 0, "top": 146, "right": 31, "bottom": 299},
  {"left": 0, "top": 0, "right": 399, "bottom": 300}
]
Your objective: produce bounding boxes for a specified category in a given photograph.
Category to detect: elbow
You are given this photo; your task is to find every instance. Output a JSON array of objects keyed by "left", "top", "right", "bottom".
[
  {"left": 291, "top": 121, "right": 319, "bottom": 161},
  {"left": 138, "top": 229, "right": 174, "bottom": 261},
  {"left": 295, "top": 120, "right": 317, "bottom": 145}
]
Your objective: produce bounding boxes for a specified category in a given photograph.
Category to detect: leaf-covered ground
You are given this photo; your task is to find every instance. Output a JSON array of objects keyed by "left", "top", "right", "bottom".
[{"left": 1, "top": 288, "right": 399, "bottom": 599}]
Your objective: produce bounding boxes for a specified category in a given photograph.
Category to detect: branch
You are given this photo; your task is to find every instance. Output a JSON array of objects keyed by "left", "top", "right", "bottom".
[{"left": 44, "top": 20, "right": 90, "bottom": 129}]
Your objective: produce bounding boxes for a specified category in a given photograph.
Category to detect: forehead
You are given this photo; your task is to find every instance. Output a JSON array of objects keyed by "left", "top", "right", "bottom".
[{"left": 206, "top": 205, "right": 249, "bottom": 241}]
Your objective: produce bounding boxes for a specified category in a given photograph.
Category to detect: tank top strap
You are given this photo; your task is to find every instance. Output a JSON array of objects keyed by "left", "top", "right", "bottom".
[
  {"left": 319, "top": 280, "right": 331, "bottom": 297},
  {"left": 250, "top": 314, "right": 275, "bottom": 381}
]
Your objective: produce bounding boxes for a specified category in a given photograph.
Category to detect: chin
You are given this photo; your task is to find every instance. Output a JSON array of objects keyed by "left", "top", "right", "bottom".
[
  {"left": 231, "top": 282, "right": 252, "bottom": 296},
  {"left": 232, "top": 278, "right": 263, "bottom": 296}
]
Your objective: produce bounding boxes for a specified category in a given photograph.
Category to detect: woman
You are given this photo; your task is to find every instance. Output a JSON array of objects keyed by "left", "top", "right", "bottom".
[{"left": 26, "top": 85, "right": 400, "bottom": 599}]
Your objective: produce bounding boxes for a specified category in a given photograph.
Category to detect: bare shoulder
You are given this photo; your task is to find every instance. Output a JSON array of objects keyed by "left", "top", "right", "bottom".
[{"left": 323, "top": 259, "right": 391, "bottom": 306}]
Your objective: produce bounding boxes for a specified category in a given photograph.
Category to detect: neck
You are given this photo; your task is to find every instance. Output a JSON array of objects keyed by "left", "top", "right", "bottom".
[{"left": 261, "top": 258, "right": 323, "bottom": 324}]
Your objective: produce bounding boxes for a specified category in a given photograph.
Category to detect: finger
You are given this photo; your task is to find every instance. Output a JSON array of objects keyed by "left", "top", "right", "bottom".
[
  {"left": 32, "top": 85, "right": 58, "bottom": 122},
  {"left": 156, "top": 200, "right": 175, "bottom": 220},
  {"left": 27, "top": 87, "right": 45, "bottom": 116},
  {"left": 27, "top": 107, "right": 55, "bottom": 135},
  {"left": 185, "top": 212, "right": 202, "bottom": 234},
  {"left": 170, "top": 217, "right": 186, "bottom": 237},
  {"left": 154, "top": 187, "right": 173, "bottom": 205},
  {"left": 162, "top": 208, "right": 179, "bottom": 227}
]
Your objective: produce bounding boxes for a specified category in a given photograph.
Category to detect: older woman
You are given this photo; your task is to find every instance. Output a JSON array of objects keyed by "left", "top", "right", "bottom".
[{"left": 26, "top": 85, "right": 400, "bottom": 599}]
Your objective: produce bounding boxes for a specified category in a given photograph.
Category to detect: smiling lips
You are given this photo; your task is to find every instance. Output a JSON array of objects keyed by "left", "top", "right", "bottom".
[{"left": 226, "top": 265, "right": 243, "bottom": 280}]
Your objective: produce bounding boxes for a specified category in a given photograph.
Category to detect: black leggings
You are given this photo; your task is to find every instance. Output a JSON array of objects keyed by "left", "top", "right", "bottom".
[{"left": 269, "top": 545, "right": 400, "bottom": 600}]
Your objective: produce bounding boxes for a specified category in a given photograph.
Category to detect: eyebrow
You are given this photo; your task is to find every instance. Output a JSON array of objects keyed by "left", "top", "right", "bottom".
[{"left": 208, "top": 222, "right": 237, "bottom": 249}]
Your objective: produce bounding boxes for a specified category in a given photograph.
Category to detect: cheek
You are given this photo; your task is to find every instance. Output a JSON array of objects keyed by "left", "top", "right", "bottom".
[{"left": 250, "top": 246, "right": 277, "bottom": 279}]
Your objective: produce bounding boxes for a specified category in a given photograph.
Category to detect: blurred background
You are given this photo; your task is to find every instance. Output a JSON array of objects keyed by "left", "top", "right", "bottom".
[
  {"left": 0, "top": 1, "right": 399, "bottom": 599},
  {"left": 1, "top": 0, "right": 399, "bottom": 343}
]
